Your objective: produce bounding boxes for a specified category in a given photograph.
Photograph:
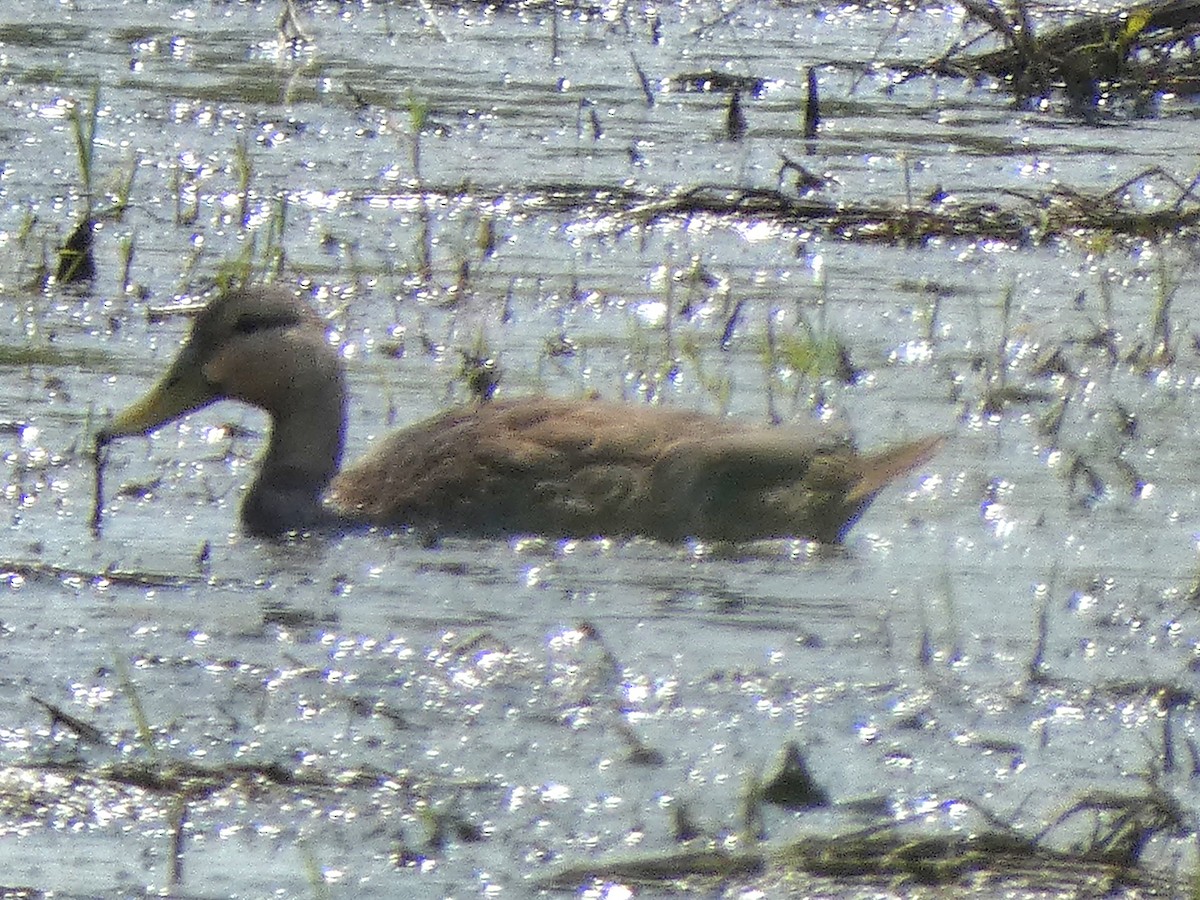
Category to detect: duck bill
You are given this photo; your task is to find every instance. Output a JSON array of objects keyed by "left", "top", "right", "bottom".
[{"left": 98, "top": 361, "right": 217, "bottom": 444}]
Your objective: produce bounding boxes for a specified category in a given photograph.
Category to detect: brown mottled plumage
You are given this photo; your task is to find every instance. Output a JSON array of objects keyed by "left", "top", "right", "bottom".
[{"left": 97, "top": 286, "right": 943, "bottom": 541}]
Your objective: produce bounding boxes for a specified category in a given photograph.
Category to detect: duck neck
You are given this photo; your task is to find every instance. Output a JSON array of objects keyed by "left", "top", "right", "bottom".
[{"left": 240, "top": 373, "right": 347, "bottom": 536}]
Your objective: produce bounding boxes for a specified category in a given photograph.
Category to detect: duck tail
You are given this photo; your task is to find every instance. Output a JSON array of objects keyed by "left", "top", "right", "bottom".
[{"left": 847, "top": 434, "right": 945, "bottom": 505}]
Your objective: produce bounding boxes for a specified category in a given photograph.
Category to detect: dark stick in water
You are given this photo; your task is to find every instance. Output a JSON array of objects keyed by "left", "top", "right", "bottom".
[{"left": 91, "top": 439, "right": 107, "bottom": 536}]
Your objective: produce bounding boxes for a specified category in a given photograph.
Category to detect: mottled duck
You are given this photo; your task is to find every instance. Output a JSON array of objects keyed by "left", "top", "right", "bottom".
[{"left": 96, "top": 286, "right": 943, "bottom": 542}]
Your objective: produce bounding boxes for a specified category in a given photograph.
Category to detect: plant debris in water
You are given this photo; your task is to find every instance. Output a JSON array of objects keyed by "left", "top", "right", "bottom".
[
  {"left": 927, "top": 0, "right": 1200, "bottom": 111},
  {"left": 359, "top": 162, "right": 1200, "bottom": 248},
  {"left": 540, "top": 797, "right": 1188, "bottom": 893}
]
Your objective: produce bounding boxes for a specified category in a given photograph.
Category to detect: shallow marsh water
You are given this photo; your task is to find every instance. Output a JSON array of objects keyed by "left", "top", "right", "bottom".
[{"left": 2, "top": 0, "right": 1200, "bottom": 897}]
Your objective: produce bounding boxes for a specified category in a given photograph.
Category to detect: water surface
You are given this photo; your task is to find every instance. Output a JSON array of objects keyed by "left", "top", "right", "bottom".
[{"left": 2, "top": 1, "right": 1200, "bottom": 896}]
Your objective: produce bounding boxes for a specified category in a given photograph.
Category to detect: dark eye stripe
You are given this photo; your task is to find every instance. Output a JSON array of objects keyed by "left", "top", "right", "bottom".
[{"left": 233, "top": 312, "right": 299, "bottom": 335}]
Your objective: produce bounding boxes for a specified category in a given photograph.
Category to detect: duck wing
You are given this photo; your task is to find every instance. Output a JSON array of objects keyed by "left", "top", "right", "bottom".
[
  {"left": 651, "top": 430, "right": 943, "bottom": 543},
  {"left": 327, "top": 397, "right": 712, "bottom": 537}
]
